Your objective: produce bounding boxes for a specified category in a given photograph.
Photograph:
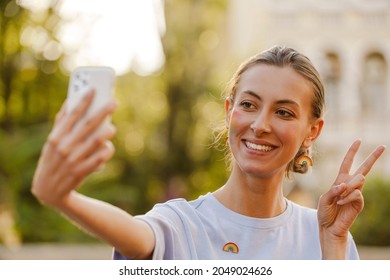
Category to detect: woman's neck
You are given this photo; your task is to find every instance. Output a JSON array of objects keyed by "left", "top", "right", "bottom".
[{"left": 213, "top": 166, "right": 286, "bottom": 218}]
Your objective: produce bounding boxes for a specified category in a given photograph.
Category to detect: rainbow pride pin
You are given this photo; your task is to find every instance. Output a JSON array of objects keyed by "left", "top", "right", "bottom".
[
  {"left": 222, "top": 242, "right": 239, "bottom": 254},
  {"left": 296, "top": 155, "right": 313, "bottom": 167}
]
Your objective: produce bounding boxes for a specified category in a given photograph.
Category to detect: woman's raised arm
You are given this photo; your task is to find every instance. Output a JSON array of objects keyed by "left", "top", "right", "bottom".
[{"left": 31, "top": 91, "right": 155, "bottom": 259}]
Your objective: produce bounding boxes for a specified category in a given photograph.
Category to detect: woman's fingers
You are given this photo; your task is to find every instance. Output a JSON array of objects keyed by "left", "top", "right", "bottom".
[
  {"left": 336, "top": 139, "right": 361, "bottom": 179},
  {"left": 335, "top": 145, "right": 385, "bottom": 204},
  {"left": 334, "top": 140, "right": 385, "bottom": 186},
  {"left": 336, "top": 189, "right": 364, "bottom": 208},
  {"left": 320, "top": 183, "right": 347, "bottom": 205},
  {"left": 76, "top": 141, "right": 116, "bottom": 177},
  {"left": 32, "top": 89, "right": 118, "bottom": 208},
  {"left": 67, "top": 123, "right": 117, "bottom": 164},
  {"left": 322, "top": 173, "right": 364, "bottom": 205},
  {"left": 71, "top": 101, "right": 117, "bottom": 143},
  {"left": 337, "top": 174, "right": 365, "bottom": 198},
  {"left": 348, "top": 173, "right": 365, "bottom": 190},
  {"left": 62, "top": 90, "right": 96, "bottom": 135},
  {"left": 48, "top": 90, "right": 95, "bottom": 145},
  {"left": 353, "top": 145, "right": 386, "bottom": 177},
  {"left": 49, "top": 96, "right": 117, "bottom": 162},
  {"left": 56, "top": 101, "right": 116, "bottom": 158},
  {"left": 48, "top": 109, "right": 117, "bottom": 178}
]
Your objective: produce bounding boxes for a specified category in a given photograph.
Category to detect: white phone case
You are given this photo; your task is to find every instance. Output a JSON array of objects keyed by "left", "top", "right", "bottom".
[{"left": 67, "top": 66, "right": 115, "bottom": 119}]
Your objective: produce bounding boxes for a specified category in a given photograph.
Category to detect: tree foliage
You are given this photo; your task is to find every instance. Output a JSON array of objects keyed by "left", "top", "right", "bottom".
[
  {"left": 0, "top": 0, "right": 75, "bottom": 243},
  {"left": 351, "top": 176, "right": 390, "bottom": 246}
]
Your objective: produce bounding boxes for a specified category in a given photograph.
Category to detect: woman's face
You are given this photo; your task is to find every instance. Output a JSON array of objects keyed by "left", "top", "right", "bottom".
[{"left": 226, "top": 64, "right": 323, "bottom": 178}]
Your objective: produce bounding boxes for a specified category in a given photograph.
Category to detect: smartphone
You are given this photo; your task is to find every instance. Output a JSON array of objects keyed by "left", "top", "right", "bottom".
[{"left": 66, "top": 66, "right": 115, "bottom": 127}]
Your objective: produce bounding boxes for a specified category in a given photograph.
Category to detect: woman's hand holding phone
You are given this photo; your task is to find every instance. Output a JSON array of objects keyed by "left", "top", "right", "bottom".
[{"left": 32, "top": 67, "right": 118, "bottom": 209}]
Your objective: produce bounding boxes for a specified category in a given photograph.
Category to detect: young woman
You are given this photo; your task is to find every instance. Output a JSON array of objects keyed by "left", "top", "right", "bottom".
[{"left": 31, "top": 46, "right": 385, "bottom": 260}]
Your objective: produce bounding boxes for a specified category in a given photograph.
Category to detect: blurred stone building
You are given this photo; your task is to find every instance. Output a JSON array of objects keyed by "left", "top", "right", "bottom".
[{"left": 225, "top": 0, "right": 390, "bottom": 206}]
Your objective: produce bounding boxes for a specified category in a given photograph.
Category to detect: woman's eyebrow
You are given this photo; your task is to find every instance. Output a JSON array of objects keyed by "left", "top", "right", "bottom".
[
  {"left": 275, "top": 99, "right": 299, "bottom": 108},
  {"left": 242, "top": 90, "right": 262, "bottom": 101},
  {"left": 241, "top": 90, "right": 299, "bottom": 108}
]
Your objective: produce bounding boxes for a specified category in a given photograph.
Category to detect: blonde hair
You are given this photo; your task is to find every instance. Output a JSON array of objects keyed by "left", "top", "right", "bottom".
[{"left": 219, "top": 45, "right": 325, "bottom": 176}]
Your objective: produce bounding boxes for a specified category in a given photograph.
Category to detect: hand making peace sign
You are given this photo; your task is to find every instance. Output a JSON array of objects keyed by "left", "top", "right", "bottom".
[{"left": 317, "top": 139, "right": 386, "bottom": 241}]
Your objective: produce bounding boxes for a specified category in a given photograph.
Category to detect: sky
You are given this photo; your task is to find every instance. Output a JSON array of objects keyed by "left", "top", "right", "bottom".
[{"left": 19, "top": 0, "right": 166, "bottom": 76}]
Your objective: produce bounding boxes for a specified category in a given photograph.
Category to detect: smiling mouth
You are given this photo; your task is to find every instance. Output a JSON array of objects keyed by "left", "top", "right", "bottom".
[{"left": 245, "top": 141, "right": 275, "bottom": 152}]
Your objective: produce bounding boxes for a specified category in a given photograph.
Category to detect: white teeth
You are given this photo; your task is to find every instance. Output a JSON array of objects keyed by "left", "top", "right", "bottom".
[{"left": 245, "top": 141, "right": 273, "bottom": 152}]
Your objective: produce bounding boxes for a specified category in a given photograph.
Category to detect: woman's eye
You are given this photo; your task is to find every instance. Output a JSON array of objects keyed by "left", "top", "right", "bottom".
[
  {"left": 240, "top": 101, "right": 255, "bottom": 109},
  {"left": 276, "top": 109, "right": 294, "bottom": 117}
]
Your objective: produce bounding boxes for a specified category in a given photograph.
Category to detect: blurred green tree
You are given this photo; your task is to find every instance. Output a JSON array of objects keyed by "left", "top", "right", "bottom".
[
  {"left": 351, "top": 176, "right": 390, "bottom": 246},
  {"left": 110, "top": 0, "right": 230, "bottom": 214},
  {"left": 0, "top": 0, "right": 81, "bottom": 243}
]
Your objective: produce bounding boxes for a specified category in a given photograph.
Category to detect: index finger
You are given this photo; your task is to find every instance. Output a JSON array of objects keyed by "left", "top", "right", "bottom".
[
  {"left": 353, "top": 145, "right": 386, "bottom": 176},
  {"left": 338, "top": 139, "right": 362, "bottom": 176}
]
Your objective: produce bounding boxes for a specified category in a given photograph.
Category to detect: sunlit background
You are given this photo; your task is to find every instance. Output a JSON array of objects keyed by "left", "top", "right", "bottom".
[
  {"left": 0, "top": 0, "right": 389, "bottom": 259},
  {"left": 19, "top": 0, "right": 166, "bottom": 75}
]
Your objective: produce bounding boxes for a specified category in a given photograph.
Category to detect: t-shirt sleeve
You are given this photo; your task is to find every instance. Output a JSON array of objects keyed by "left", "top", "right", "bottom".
[
  {"left": 135, "top": 202, "right": 191, "bottom": 260},
  {"left": 346, "top": 233, "right": 360, "bottom": 260}
]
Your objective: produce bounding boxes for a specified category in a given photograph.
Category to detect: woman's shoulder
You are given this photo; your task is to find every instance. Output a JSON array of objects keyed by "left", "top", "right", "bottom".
[
  {"left": 287, "top": 199, "right": 318, "bottom": 225},
  {"left": 146, "top": 193, "right": 212, "bottom": 216},
  {"left": 288, "top": 199, "right": 317, "bottom": 212}
]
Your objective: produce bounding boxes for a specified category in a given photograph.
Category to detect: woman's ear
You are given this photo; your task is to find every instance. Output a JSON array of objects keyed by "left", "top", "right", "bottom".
[
  {"left": 225, "top": 97, "right": 233, "bottom": 128},
  {"left": 303, "top": 118, "right": 324, "bottom": 148}
]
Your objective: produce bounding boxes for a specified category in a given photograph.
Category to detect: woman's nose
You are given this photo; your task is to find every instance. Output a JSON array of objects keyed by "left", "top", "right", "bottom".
[{"left": 250, "top": 111, "right": 271, "bottom": 135}]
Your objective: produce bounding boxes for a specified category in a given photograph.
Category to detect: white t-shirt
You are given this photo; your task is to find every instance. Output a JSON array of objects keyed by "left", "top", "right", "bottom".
[{"left": 114, "top": 192, "right": 359, "bottom": 260}]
